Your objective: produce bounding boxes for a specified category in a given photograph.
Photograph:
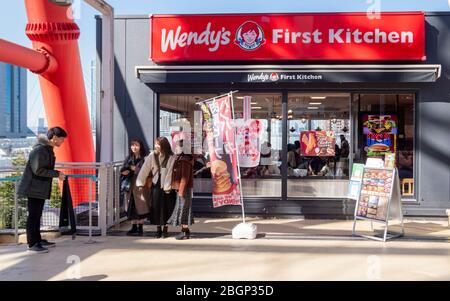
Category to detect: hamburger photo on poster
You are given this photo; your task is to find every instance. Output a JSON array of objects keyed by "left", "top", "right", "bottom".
[
  {"left": 363, "top": 114, "right": 398, "bottom": 157},
  {"left": 200, "top": 95, "right": 241, "bottom": 208}
]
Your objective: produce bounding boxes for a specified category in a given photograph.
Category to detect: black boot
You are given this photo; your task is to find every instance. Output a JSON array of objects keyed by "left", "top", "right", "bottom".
[
  {"left": 155, "top": 226, "right": 162, "bottom": 238},
  {"left": 127, "top": 224, "right": 138, "bottom": 236},
  {"left": 175, "top": 228, "right": 190, "bottom": 240},
  {"left": 162, "top": 225, "right": 169, "bottom": 238},
  {"left": 138, "top": 224, "right": 144, "bottom": 236}
]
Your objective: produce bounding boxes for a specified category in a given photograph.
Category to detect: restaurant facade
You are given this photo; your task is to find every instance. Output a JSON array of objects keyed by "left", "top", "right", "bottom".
[{"left": 96, "top": 12, "right": 450, "bottom": 218}]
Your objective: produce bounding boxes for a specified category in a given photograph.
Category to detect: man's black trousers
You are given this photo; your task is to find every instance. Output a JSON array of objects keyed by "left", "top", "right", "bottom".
[{"left": 26, "top": 198, "right": 45, "bottom": 247}]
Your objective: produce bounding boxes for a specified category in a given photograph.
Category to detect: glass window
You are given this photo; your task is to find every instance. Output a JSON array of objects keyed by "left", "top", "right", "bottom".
[
  {"left": 354, "top": 93, "right": 415, "bottom": 199},
  {"left": 159, "top": 94, "right": 216, "bottom": 195},
  {"left": 159, "top": 93, "right": 282, "bottom": 198},
  {"left": 287, "top": 93, "right": 351, "bottom": 198},
  {"left": 233, "top": 93, "right": 282, "bottom": 197}
]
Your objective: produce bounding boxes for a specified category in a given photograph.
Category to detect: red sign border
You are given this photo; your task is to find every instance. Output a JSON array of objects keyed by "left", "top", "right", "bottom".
[{"left": 149, "top": 12, "right": 425, "bottom": 63}]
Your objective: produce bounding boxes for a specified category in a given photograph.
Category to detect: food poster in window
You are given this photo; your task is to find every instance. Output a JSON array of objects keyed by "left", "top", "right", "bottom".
[
  {"left": 300, "top": 131, "right": 336, "bottom": 156},
  {"left": 200, "top": 95, "right": 241, "bottom": 207},
  {"left": 363, "top": 115, "right": 398, "bottom": 158},
  {"left": 235, "top": 96, "right": 262, "bottom": 168},
  {"left": 171, "top": 131, "right": 193, "bottom": 153}
]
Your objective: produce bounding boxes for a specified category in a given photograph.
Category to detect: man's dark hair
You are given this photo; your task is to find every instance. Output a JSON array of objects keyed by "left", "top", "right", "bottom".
[{"left": 47, "top": 127, "right": 68, "bottom": 140}]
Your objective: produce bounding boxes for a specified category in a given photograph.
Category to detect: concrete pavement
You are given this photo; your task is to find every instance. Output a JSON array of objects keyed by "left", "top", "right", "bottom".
[{"left": 0, "top": 217, "right": 449, "bottom": 281}]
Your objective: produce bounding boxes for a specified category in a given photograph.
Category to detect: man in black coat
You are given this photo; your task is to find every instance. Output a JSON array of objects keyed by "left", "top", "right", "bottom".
[{"left": 18, "top": 127, "right": 67, "bottom": 253}]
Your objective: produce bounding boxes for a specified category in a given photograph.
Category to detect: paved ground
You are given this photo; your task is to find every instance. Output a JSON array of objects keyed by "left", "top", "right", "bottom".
[{"left": 0, "top": 217, "right": 449, "bottom": 281}]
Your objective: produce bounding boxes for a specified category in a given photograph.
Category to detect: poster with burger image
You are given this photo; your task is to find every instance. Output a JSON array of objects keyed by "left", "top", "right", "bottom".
[
  {"left": 363, "top": 115, "right": 398, "bottom": 157},
  {"left": 200, "top": 95, "right": 241, "bottom": 208}
]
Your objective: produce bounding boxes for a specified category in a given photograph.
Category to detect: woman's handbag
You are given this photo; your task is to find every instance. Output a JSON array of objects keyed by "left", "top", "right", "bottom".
[
  {"left": 145, "top": 174, "right": 153, "bottom": 189},
  {"left": 120, "top": 176, "right": 131, "bottom": 192}
]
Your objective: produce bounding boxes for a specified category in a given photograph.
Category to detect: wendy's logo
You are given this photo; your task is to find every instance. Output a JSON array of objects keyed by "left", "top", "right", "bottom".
[
  {"left": 235, "top": 21, "right": 266, "bottom": 51},
  {"left": 270, "top": 72, "right": 279, "bottom": 81}
]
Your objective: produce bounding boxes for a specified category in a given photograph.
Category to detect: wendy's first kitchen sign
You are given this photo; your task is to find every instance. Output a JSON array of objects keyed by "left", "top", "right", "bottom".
[{"left": 150, "top": 12, "right": 425, "bottom": 62}]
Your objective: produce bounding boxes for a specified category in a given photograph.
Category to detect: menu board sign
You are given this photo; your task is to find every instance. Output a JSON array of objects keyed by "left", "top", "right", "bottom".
[
  {"left": 356, "top": 168, "right": 394, "bottom": 221},
  {"left": 300, "top": 131, "right": 335, "bottom": 156}
]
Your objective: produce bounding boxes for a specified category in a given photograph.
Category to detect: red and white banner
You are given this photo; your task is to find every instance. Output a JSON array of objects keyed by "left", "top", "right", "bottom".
[
  {"left": 150, "top": 12, "right": 425, "bottom": 62},
  {"left": 200, "top": 95, "right": 241, "bottom": 208}
]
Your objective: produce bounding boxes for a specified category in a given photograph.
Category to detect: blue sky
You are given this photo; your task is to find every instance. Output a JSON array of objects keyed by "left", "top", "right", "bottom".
[{"left": 1, "top": 0, "right": 449, "bottom": 128}]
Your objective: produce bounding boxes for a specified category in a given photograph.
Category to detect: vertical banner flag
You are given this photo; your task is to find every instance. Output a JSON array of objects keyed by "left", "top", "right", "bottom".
[
  {"left": 200, "top": 95, "right": 241, "bottom": 207},
  {"left": 236, "top": 96, "right": 261, "bottom": 167}
]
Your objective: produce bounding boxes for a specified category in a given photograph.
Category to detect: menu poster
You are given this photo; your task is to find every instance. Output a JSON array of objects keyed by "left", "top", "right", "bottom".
[
  {"left": 171, "top": 131, "right": 193, "bottom": 152},
  {"left": 384, "top": 153, "right": 396, "bottom": 168},
  {"left": 348, "top": 181, "right": 361, "bottom": 200},
  {"left": 300, "top": 131, "right": 335, "bottom": 157},
  {"left": 356, "top": 168, "right": 394, "bottom": 221},
  {"left": 363, "top": 114, "right": 397, "bottom": 157},
  {"left": 347, "top": 163, "right": 365, "bottom": 200},
  {"left": 235, "top": 118, "right": 262, "bottom": 168},
  {"left": 351, "top": 163, "right": 365, "bottom": 181}
]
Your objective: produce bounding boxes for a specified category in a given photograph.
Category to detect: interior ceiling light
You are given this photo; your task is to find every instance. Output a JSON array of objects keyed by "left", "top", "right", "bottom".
[
  {"left": 309, "top": 102, "right": 322, "bottom": 105},
  {"left": 310, "top": 96, "right": 326, "bottom": 100},
  {"left": 307, "top": 107, "right": 319, "bottom": 110}
]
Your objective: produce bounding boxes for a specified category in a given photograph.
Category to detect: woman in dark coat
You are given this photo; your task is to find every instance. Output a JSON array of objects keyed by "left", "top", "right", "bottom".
[
  {"left": 136, "top": 137, "right": 176, "bottom": 238},
  {"left": 120, "top": 139, "right": 149, "bottom": 236},
  {"left": 168, "top": 139, "right": 194, "bottom": 240}
]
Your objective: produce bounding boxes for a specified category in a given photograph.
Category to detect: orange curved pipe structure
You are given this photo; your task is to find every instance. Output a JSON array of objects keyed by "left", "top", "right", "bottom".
[{"left": 0, "top": 39, "right": 56, "bottom": 73}]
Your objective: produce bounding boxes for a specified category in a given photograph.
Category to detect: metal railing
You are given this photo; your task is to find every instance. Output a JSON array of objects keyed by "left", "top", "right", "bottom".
[
  {"left": 0, "top": 161, "right": 126, "bottom": 243},
  {"left": 0, "top": 167, "right": 24, "bottom": 244}
]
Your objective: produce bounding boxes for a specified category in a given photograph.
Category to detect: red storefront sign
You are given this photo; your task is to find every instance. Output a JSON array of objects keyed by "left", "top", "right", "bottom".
[{"left": 150, "top": 12, "right": 425, "bottom": 62}]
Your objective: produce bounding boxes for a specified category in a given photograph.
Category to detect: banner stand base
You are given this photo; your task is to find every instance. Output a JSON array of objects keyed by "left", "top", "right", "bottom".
[{"left": 232, "top": 222, "right": 257, "bottom": 239}]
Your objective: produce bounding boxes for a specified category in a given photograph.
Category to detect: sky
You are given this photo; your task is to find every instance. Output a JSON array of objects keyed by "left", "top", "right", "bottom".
[{"left": 0, "top": 0, "right": 449, "bottom": 129}]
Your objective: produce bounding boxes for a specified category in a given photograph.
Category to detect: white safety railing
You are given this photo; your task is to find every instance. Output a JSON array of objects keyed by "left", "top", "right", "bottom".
[{"left": 0, "top": 161, "right": 126, "bottom": 243}]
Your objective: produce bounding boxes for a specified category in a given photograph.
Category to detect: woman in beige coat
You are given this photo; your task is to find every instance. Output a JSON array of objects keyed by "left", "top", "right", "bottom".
[{"left": 136, "top": 137, "right": 176, "bottom": 238}]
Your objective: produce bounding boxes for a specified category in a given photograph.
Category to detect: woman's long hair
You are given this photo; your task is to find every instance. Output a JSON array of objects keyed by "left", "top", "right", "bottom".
[
  {"left": 129, "top": 139, "right": 148, "bottom": 158},
  {"left": 155, "top": 137, "right": 173, "bottom": 157}
]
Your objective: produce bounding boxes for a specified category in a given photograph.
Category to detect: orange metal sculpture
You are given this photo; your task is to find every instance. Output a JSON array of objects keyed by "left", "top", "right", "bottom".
[
  {"left": 24, "top": 0, "right": 95, "bottom": 165},
  {"left": 0, "top": 0, "right": 95, "bottom": 206}
]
